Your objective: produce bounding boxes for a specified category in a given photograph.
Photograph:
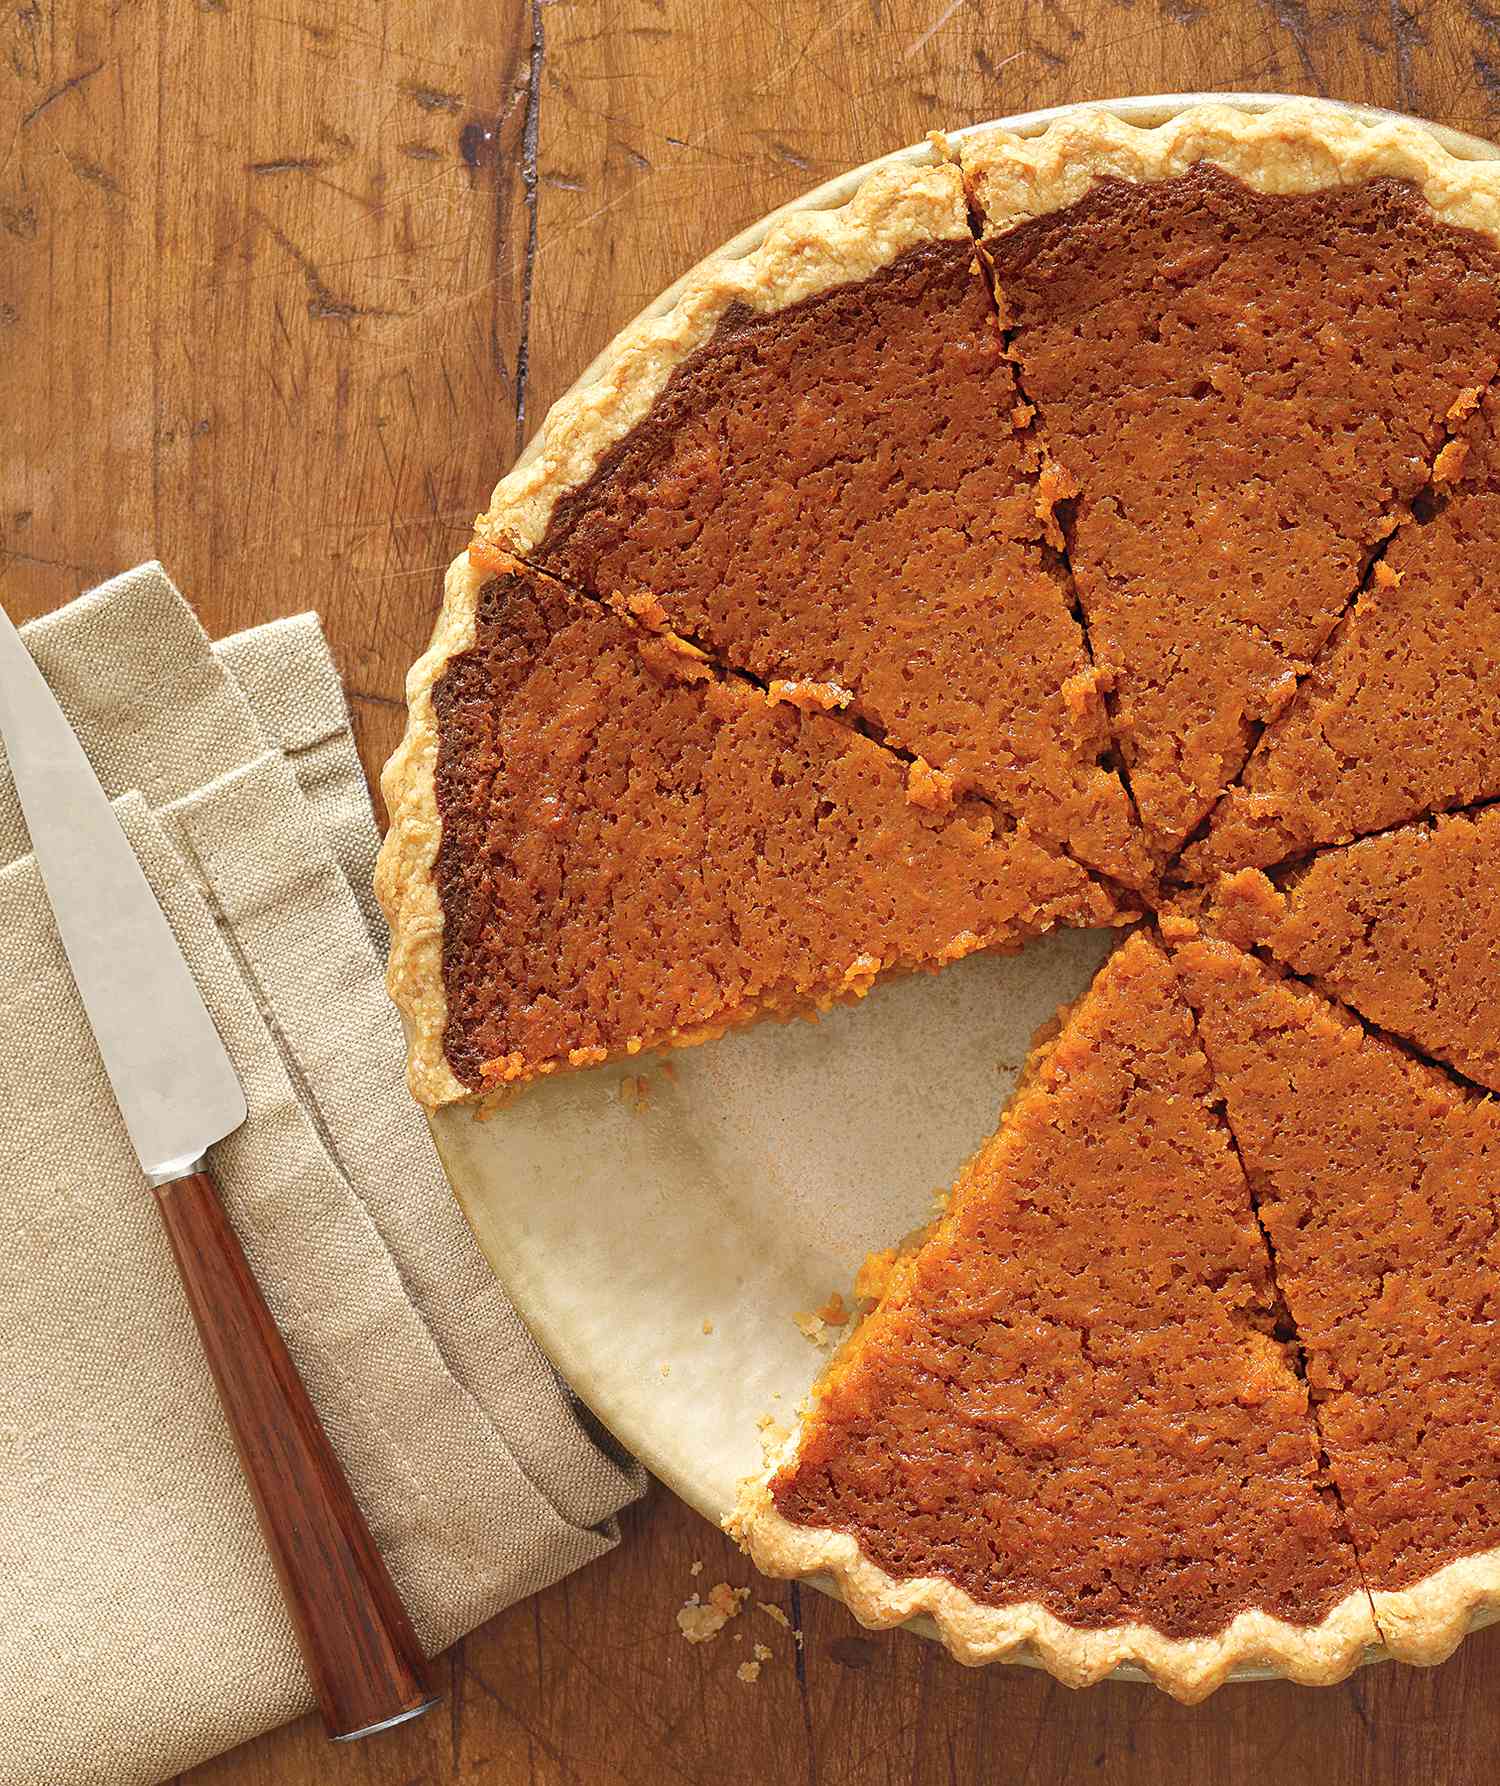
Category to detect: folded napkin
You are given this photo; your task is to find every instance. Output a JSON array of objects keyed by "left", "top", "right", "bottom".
[{"left": 0, "top": 565, "right": 642, "bottom": 1786}]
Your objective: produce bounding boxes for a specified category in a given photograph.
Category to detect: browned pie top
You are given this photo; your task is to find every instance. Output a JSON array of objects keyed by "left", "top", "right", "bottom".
[
  {"left": 1209, "top": 804, "right": 1500, "bottom": 1095},
  {"left": 1174, "top": 935, "right": 1500, "bottom": 1595},
  {"left": 770, "top": 931, "right": 1361, "bottom": 1638},
  {"left": 431, "top": 561, "right": 1122, "bottom": 1090},
  {"left": 527, "top": 240, "right": 1147, "bottom": 886},
  {"left": 985, "top": 165, "right": 1500, "bottom": 859},
  {"left": 1184, "top": 387, "right": 1500, "bottom": 881}
]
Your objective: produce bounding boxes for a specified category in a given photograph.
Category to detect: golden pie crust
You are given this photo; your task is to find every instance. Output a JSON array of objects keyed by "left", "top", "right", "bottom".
[
  {"left": 733, "top": 1463, "right": 1381, "bottom": 1701},
  {"left": 378, "top": 98, "right": 1500, "bottom": 1693},
  {"left": 954, "top": 97, "right": 1500, "bottom": 238}
]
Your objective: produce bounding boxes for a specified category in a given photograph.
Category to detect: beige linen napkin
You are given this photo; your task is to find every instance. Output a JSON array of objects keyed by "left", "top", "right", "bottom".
[{"left": 0, "top": 564, "right": 643, "bottom": 1786}]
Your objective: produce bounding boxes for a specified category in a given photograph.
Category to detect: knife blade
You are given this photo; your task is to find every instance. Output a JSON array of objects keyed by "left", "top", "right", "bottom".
[
  {"left": 0, "top": 602, "right": 246, "bottom": 1182},
  {"left": 0, "top": 595, "right": 437, "bottom": 1741}
]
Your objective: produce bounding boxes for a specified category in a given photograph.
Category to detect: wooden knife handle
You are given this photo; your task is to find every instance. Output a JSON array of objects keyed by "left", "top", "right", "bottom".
[{"left": 154, "top": 1168, "right": 439, "bottom": 1741}]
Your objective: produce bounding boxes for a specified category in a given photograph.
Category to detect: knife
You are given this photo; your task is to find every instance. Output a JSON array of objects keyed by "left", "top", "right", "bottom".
[{"left": 0, "top": 599, "right": 439, "bottom": 1743}]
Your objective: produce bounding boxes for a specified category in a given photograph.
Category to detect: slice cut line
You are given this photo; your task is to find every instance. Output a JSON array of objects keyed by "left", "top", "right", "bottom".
[
  {"left": 1204, "top": 802, "right": 1500, "bottom": 1095},
  {"left": 493, "top": 234, "right": 1149, "bottom": 886},
  {"left": 1181, "top": 384, "right": 1500, "bottom": 881},
  {"left": 1171, "top": 932, "right": 1500, "bottom": 1664},
  {"left": 430, "top": 556, "right": 1126, "bottom": 1093},
  {"left": 735, "top": 931, "right": 1374, "bottom": 1700},
  {"left": 969, "top": 154, "right": 1500, "bottom": 861}
]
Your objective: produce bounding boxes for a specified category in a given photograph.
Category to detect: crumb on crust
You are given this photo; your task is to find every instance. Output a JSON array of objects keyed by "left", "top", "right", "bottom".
[
  {"left": 854, "top": 1245, "right": 900, "bottom": 1303},
  {"left": 1432, "top": 438, "right": 1470, "bottom": 483},
  {"left": 905, "top": 756, "right": 958, "bottom": 812},
  {"left": 768, "top": 677, "right": 856, "bottom": 713}
]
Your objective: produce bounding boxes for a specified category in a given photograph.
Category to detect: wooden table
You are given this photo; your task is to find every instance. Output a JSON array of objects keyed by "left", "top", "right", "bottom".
[{"left": 6, "top": 3, "right": 1500, "bottom": 1781}]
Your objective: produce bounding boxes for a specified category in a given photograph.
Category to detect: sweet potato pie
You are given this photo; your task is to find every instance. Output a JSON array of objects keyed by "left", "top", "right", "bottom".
[{"left": 377, "top": 102, "right": 1500, "bottom": 1697}]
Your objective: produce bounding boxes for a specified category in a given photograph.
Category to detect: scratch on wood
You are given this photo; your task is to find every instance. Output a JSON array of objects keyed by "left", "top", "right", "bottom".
[
  {"left": 460, "top": 121, "right": 498, "bottom": 170},
  {"left": 513, "top": 0, "right": 544, "bottom": 457},
  {"left": 12, "top": 1, "right": 42, "bottom": 82},
  {"left": 973, "top": 44, "right": 1026, "bottom": 79},
  {"left": 1038, "top": 0, "right": 1084, "bottom": 44},
  {"left": 1390, "top": 0, "right": 1425, "bottom": 109},
  {"left": 1476, "top": 47, "right": 1500, "bottom": 104},
  {"left": 771, "top": 140, "right": 812, "bottom": 170},
  {"left": 246, "top": 156, "right": 323, "bottom": 175},
  {"left": 787, "top": 1582, "right": 818, "bottom": 1785},
  {"left": 1, "top": 546, "right": 109, "bottom": 581},
  {"left": 903, "top": 0, "right": 969, "bottom": 58},
  {"left": 21, "top": 59, "right": 105, "bottom": 128},
  {"left": 461, "top": 1659, "right": 597, "bottom": 1786},
  {"left": 402, "top": 80, "right": 463, "bottom": 114},
  {"left": 1343, "top": 1671, "right": 1375, "bottom": 1735},
  {"left": 400, "top": 142, "right": 444, "bottom": 160},
  {"left": 1250, "top": 0, "right": 1327, "bottom": 94},
  {"left": 789, "top": 1581, "right": 806, "bottom": 1674},
  {"left": 257, "top": 213, "right": 398, "bottom": 324},
  {"left": 66, "top": 156, "right": 125, "bottom": 200}
]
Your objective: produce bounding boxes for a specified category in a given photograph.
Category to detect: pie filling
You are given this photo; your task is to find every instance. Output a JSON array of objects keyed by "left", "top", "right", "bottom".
[
  {"left": 518, "top": 239, "right": 1149, "bottom": 887},
  {"left": 1206, "top": 802, "right": 1500, "bottom": 1095},
  {"left": 400, "top": 117, "right": 1500, "bottom": 1680},
  {"left": 764, "top": 932, "right": 1365, "bottom": 1642},
  {"left": 1171, "top": 935, "right": 1500, "bottom": 1653},
  {"left": 982, "top": 164, "right": 1500, "bottom": 861},
  {"left": 431, "top": 562, "right": 1124, "bottom": 1091},
  {"left": 1182, "top": 385, "right": 1500, "bottom": 881}
]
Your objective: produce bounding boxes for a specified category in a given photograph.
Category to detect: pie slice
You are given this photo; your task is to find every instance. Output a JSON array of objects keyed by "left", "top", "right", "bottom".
[
  {"left": 375, "top": 552, "right": 1126, "bottom": 1106},
  {"left": 1182, "top": 385, "right": 1500, "bottom": 881},
  {"left": 960, "top": 103, "right": 1500, "bottom": 861},
  {"left": 1207, "top": 803, "right": 1500, "bottom": 1094},
  {"left": 733, "top": 930, "right": 1374, "bottom": 1700},
  {"left": 477, "top": 161, "right": 1148, "bottom": 887},
  {"left": 1171, "top": 930, "right": 1500, "bottom": 1663}
]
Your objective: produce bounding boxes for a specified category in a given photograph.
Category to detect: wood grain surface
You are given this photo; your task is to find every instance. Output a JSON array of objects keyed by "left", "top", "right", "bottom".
[{"left": 5, "top": 2, "right": 1500, "bottom": 1781}]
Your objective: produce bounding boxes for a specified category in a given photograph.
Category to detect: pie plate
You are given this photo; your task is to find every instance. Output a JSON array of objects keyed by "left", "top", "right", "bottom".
[{"left": 423, "top": 93, "right": 1500, "bottom": 1686}]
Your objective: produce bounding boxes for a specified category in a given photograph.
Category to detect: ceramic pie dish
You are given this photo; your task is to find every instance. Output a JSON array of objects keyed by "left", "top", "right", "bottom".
[{"left": 376, "top": 94, "right": 1500, "bottom": 1697}]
